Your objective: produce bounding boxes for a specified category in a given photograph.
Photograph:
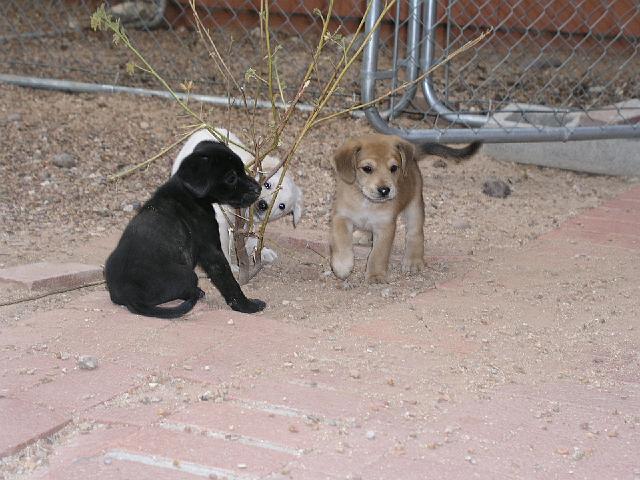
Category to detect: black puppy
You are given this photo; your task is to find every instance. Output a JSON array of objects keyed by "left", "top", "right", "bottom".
[{"left": 105, "top": 141, "right": 266, "bottom": 319}]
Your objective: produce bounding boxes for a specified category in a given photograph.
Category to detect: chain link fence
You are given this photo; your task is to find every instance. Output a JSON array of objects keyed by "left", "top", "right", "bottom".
[{"left": 1, "top": 0, "right": 639, "bottom": 144}]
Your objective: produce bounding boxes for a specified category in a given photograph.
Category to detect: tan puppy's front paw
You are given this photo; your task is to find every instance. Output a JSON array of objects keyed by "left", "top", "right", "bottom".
[
  {"left": 401, "top": 258, "right": 424, "bottom": 274},
  {"left": 331, "top": 255, "right": 354, "bottom": 280}
]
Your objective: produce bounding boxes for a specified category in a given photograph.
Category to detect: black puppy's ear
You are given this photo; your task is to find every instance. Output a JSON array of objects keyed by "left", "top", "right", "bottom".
[
  {"left": 176, "top": 154, "right": 212, "bottom": 198},
  {"left": 333, "top": 139, "right": 361, "bottom": 184},
  {"left": 395, "top": 139, "right": 414, "bottom": 177}
]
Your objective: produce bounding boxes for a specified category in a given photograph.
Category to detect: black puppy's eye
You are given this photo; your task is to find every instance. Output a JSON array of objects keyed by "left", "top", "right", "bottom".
[
  {"left": 361, "top": 165, "right": 373, "bottom": 174},
  {"left": 225, "top": 171, "right": 237, "bottom": 185},
  {"left": 390, "top": 165, "right": 399, "bottom": 173},
  {"left": 264, "top": 181, "right": 271, "bottom": 190},
  {"left": 278, "top": 203, "right": 285, "bottom": 210}
]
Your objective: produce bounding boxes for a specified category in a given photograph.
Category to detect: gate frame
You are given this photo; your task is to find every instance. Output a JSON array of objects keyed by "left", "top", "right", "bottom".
[{"left": 360, "top": 0, "right": 640, "bottom": 143}]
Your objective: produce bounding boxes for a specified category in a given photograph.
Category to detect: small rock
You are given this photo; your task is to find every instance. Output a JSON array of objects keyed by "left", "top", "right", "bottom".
[
  {"left": 5, "top": 113, "right": 22, "bottom": 123},
  {"left": 366, "top": 430, "right": 376, "bottom": 440},
  {"left": 200, "top": 391, "right": 213, "bottom": 401},
  {"left": 381, "top": 288, "right": 391, "bottom": 298},
  {"left": 282, "top": 300, "right": 290, "bottom": 305},
  {"left": 237, "top": 463, "right": 247, "bottom": 469},
  {"left": 349, "top": 369, "right": 361, "bottom": 379},
  {"left": 227, "top": 319, "right": 234, "bottom": 325},
  {"left": 140, "top": 121, "right": 150, "bottom": 129},
  {"left": 451, "top": 218, "right": 470, "bottom": 230},
  {"left": 103, "top": 456, "right": 113, "bottom": 465},
  {"left": 122, "top": 204, "right": 134, "bottom": 212},
  {"left": 482, "top": 178, "right": 511, "bottom": 198},
  {"left": 51, "top": 153, "right": 77, "bottom": 168},
  {"left": 465, "top": 455, "right": 477, "bottom": 465},
  {"left": 571, "top": 446, "right": 585, "bottom": 461},
  {"left": 77, "top": 355, "right": 98, "bottom": 370},
  {"left": 432, "top": 159, "right": 447, "bottom": 168},
  {"left": 288, "top": 425, "right": 299, "bottom": 433}
]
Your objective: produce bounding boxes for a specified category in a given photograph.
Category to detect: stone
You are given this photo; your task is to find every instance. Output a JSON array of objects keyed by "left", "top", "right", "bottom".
[
  {"left": 482, "top": 178, "right": 511, "bottom": 198},
  {"left": 432, "top": 159, "right": 447, "bottom": 168},
  {"left": 77, "top": 356, "right": 98, "bottom": 370},
  {"left": 51, "top": 153, "right": 77, "bottom": 168}
]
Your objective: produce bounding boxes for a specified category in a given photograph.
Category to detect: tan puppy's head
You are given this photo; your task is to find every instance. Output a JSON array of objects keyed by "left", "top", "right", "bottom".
[{"left": 333, "top": 134, "right": 414, "bottom": 203}]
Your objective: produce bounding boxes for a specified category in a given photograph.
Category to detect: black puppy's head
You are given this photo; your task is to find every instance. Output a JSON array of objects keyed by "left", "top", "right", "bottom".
[{"left": 175, "top": 141, "right": 260, "bottom": 208}]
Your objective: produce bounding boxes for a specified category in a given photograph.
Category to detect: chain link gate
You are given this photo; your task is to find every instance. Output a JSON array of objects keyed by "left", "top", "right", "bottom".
[{"left": 362, "top": 0, "right": 640, "bottom": 143}]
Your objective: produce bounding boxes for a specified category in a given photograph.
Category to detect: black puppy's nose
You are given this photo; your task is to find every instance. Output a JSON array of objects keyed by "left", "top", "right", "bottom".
[
  {"left": 257, "top": 199, "right": 269, "bottom": 211},
  {"left": 378, "top": 186, "right": 391, "bottom": 197}
]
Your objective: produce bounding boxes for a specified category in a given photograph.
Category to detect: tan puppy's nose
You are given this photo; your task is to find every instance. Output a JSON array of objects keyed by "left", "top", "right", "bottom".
[{"left": 377, "top": 186, "right": 391, "bottom": 197}]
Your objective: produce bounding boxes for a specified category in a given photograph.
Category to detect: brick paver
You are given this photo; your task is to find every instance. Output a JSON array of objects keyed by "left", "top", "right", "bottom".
[
  {"left": 1, "top": 185, "right": 639, "bottom": 479},
  {"left": 0, "top": 262, "right": 103, "bottom": 291},
  {"left": 0, "top": 398, "right": 70, "bottom": 457}
]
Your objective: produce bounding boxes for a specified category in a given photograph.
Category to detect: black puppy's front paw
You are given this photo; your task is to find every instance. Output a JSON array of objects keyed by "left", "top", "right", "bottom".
[{"left": 229, "top": 297, "right": 266, "bottom": 314}]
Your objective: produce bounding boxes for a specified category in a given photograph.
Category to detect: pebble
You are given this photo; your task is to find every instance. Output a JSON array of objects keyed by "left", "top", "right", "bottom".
[
  {"left": 349, "top": 369, "right": 361, "bottom": 379},
  {"left": 51, "top": 153, "right": 77, "bottom": 168},
  {"left": 452, "top": 218, "right": 471, "bottom": 230},
  {"left": 140, "top": 121, "right": 150, "bottom": 129},
  {"left": 200, "top": 391, "right": 213, "bottom": 401},
  {"left": 465, "top": 455, "right": 477, "bottom": 465},
  {"left": 77, "top": 355, "right": 98, "bottom": 370},
  {"left": 122, "top": 204, "right": 134, "bottom": 212},
  {"left": 227, "top": 319, "right": 235, "bottom": 325},
  {"left": 7, "top": 113, "right": 22, "bottom": 123},
  {"left": 366, "top": 430, "right": 376, "bottom": 440},
  {"left": 381, "top": 288, "right": 391, "bottom": 298},
  {"left": 482, "top": 178, "right": 512, "bottom": 198},
  {"left": 432, "top": 159, "right": 448, "bottom": 168},
  {"left": 571, "top": 447, "right": 585, "bottom": 461}
]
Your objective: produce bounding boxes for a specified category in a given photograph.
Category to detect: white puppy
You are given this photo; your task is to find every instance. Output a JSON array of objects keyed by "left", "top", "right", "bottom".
[{"left": 172, "top": 128, "right": 303, "bottom": 271}]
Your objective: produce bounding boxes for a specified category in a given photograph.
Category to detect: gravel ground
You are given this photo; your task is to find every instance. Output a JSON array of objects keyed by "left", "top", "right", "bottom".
[{"left": 1, "top": 83, "right": 637, "bottom": 326}]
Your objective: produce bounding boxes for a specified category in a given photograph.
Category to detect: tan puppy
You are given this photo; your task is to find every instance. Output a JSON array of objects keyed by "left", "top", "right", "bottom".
[{"left": 330, "top": 134, "right": 480, "bottom": 283}]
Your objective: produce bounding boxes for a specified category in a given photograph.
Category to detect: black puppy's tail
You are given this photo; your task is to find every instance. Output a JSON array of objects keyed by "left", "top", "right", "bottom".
[
  {"left": 126, "top": 297, "right": 198, "bottom": 319},
  {"left": 415, "top": 141, "right": 482, "bottom": 162}
]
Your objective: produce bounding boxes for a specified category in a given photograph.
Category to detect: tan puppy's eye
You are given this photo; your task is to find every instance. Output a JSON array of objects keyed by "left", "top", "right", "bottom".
[
  {"left": 361, "top": 165, "right": 373, "bottom": 174},
  {"left": 390, "top": 165, "right": 398, "bottom": 173}
]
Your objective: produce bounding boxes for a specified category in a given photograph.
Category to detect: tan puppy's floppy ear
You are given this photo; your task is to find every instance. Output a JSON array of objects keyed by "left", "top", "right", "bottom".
[
  {"left": 333, "top": 139, "right": 361, "bottom": 184},
  {"left": 395, "top": 139, "right": 415, "bottom": 176}
]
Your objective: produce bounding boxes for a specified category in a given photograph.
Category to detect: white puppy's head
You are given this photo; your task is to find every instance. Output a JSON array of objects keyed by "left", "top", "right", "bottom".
[
  {"left": 255, "top": 158, "right": 304, "bottom": 227},
  {"left": 172, "top": 128, "right": 304, "bottom": 226}
]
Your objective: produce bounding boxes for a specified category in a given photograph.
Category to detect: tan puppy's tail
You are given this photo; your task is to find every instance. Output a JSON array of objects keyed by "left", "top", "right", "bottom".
[{"left": 415, "top": 141, "right": 482, "bottom": 162}]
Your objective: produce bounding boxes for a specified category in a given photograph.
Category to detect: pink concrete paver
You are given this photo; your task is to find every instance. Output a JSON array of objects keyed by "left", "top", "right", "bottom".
[
  {"left": 0, "top": 398, "right": 70, "bottom": 457},
  {"left": 0, "top": 262, "right": 103, "bottom": 291},
  {"left": 1, "top": 184, "right": 640, "bottom": 479}
]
